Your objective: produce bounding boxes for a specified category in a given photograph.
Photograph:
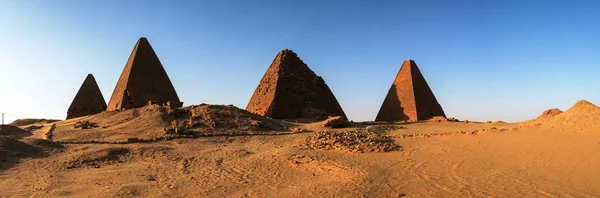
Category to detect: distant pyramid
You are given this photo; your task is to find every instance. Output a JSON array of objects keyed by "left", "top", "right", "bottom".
[
  {"left": 107, "top": 37, "right": 182, "bottom": 111},
  {"left": 66, "top": 74, "right": 107, "bottom": 119},
  {"left": 246, "top": 49, "right": 346, "bottom": 121},
  {"left": 375, "top": 60, "right": 445, "bottom": 122}
]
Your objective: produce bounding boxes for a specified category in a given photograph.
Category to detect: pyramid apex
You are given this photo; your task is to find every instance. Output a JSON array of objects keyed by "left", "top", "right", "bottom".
[
  {"left": 278, "top": 48, "right": 298, "bottom": 59},
  {"left": 84, "top": 73, "right": 97, "bottom": 81},
  {"left": 281, "top": 48, "right": 294, "bottom": 54}
]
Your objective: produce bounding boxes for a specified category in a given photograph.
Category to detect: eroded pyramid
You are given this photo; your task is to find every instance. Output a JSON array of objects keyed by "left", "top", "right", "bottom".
[
  {"left": 375, "top": 60, "right": 445, "bottom": 122},
  {"left": 246, "top": 49, "right": 346, "bottom": 121},
  {"left": 107, "top": 37, "right": 182, "bottom": 111},
  {"left": 67, "top": 74, "right": 107, "bottom": 119}
]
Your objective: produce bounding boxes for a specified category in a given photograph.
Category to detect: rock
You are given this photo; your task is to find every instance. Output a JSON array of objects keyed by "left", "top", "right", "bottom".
[
  {"left": 146, "top": 175, "right": 156, "bottom": 181},
  {"left": 74, "top": 121, "right": 98, "bottom": 129},
  {"left": 322, "top": 116, "right": 350, "bottom": 128},
  {"left": 536, "top": 108, "right": 563, "bottom": 120},
  {"left": 302, "top": 129, "right": 400, "bottom": 153}
]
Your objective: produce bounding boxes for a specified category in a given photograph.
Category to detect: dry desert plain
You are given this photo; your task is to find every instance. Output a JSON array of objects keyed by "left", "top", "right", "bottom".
[{"left": 1, "top": 100, "right": 600, "bottom": 197}]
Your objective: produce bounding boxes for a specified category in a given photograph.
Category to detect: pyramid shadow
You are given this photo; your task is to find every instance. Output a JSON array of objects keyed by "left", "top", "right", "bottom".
[{"left": 375, "top": 85, "right": 409, "bottom": 121}]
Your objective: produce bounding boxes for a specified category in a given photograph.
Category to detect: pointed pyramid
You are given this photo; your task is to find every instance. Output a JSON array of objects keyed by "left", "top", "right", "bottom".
[
  {"left": 246, "top": 49, "right": 346, "bottom": 121},
  {"left": 375, "top": 60, "right": 445, "bottom": 122},
  {"left": 107, "top": 37, "right": 182, "bottom": 111},
  {"left": 66, "top": 74, "right": 107, "bottom": 119}
]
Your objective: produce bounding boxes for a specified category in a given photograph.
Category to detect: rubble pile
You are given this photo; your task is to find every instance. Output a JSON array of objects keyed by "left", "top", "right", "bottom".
[
  {"left": 302, "top": 129, "right": 400, "bottom": 153},
  {"left": 74, "top": 121, "right": 99, "bottom": 129}
]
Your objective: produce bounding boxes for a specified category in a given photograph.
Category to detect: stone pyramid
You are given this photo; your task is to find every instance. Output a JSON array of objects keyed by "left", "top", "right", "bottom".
[
  {"left": 375, "top": 60, "right": 446, "bottom": 122},
  {"left": 66, "top": 74, "right": 107, "bottom": 119},
  {"left": 107, "top": 37, "right": 182, "bottom": 111},
  {"left": 246, "top": 49, "right": 346, "bottom": 121}
]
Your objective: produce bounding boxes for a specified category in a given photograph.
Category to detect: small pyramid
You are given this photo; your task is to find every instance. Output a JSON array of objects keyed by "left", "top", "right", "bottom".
[
  {"left": 107, "top": 37, "right": 182, "bottom": 111},
  {"left": 66, "top": 74, "right": 107, "bottom": 119},
  {"left": 537, "top": 108, "right": 563, "bottom": 120},
  {"left": 375, "top": 60, "right": 445, "bottom": 121},
  {"left": 246, "top": 49, "right": 346, "bottom": 121}
]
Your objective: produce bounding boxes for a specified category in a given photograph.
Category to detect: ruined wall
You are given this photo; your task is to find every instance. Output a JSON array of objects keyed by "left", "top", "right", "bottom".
[
  {"left": 375, "top": 60, "right": 445, "bottom": 122},
  {"left": 107, "top": 37, "right": 181, "bottom": 111},
  {"left": 67, "top": 74, "right": 107, "bottom": 119},
  {"left": 246, "top": 49, "right": 346, "bottom": 121}
]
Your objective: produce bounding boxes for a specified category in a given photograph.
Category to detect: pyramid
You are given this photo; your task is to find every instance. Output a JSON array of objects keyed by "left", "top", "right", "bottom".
[
  {"left": 107, "top": 37, "right": 182, "bottom": 111},
  {"left": 375, "top": 60, "right": 445, "bottom": 122},
  {"left": 246, "top": 49, "right": 346, "bottom": 121},
  {"left": 66, "top": 74, "right": 107, "bottom": 119}
]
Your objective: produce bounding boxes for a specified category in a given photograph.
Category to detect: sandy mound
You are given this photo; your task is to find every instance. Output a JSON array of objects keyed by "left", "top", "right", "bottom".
[
  {"left": 0, "top": 137, "right": 41, "bottom": 163},
  {"left": 9, "top": 119, "right": 60, "bottom": 127},
  {"left": 177, "top": 104, "right": 287, "bottom": 135},
  {"left": 302, "top": 129, "right": 401, "bottom": 153},
  {"left": 321, "top": 116, "right": 350, "bottom": 128},
  {"left": 64, "top": 147, "right": 130, "bottom": 169},
  {"left": 50, "top": 104, "right": 288, "bottom": 142},
  {"left": 537, "top": 108, "right": 563, "bottom": 120},
  {"left": 0, "top": 125, "right": 33, "bottom": 138},
  {"left": 533, "top": 100, "right": 600, "bottom": 132}
]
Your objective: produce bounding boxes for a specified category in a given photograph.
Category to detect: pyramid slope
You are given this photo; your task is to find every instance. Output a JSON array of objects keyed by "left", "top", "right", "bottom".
[
  {"left": 107, "top": 37, "right": 181, "bottom": 111},
  {"left": 67, "top": 74, "right": 107, "bottom": 119},
  {"left": 375, "top": 60, "right": 445, "bottom": 122},
  {"left": 246, "top": 49, "right": 346, "bottom": 121}
]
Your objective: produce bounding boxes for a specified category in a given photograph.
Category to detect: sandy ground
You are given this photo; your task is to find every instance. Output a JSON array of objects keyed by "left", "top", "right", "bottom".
[{"left": 1, "top": 119, "right": 600, "bottom": 197}]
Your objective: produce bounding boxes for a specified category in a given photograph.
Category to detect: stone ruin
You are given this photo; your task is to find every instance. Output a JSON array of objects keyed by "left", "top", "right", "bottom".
[
  {"left": 107, "top": 37, "right": 182, "bottom": 111},
  {"left": 246, "top": 49, "right": 346, "bottom": 122},
  {"left": 66, "top": 74, "right": 107, "bottom": 119},
  {"left": 375, "top": 60, "right": 446, "bottom": 122}
]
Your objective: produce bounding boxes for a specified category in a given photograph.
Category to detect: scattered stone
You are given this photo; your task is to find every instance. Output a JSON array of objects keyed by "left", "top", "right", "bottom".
[
  {"left": 74, "top": 121, "right": 98, "bottom": 129},
  {"left": 23, "top": 125, "right": 43, "bottom": 131},
  {"left": 291, "top": 128, "right": 311, "bottom": 133},
  {"left": 446, "top": 117, "right": 459, "bottom": 122},
  {"left": 287, "top": 154, "right": 314, "bottom": 165},
  {"left": 146, "top": 175, "right": 156, "bottom": 181},
  {"left": 45, "top": 124, "right": 56, "bottom": 141},
  {"left": 302, "top": 129, "right": 400, "bottom": 153}
]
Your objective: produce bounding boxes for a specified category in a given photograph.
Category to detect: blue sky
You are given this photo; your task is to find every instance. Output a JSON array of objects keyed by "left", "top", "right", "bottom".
[{"left": 1, "top": 0, "right": 599, "bottom": 123}]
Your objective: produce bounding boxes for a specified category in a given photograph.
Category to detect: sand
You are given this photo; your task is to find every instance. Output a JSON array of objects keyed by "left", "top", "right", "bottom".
[{"left": 0, "top": 101, "right": 599, "bottom": 197}]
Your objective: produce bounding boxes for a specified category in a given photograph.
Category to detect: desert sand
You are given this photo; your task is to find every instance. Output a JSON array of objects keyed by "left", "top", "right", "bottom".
[{"left": 1, "top": 100, "right": 599, "bottom": 197}]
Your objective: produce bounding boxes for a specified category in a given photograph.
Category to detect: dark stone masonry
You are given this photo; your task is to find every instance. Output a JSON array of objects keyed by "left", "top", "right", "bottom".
[{"left": 246, "top": 49, "right": 346, "bottom": 122}]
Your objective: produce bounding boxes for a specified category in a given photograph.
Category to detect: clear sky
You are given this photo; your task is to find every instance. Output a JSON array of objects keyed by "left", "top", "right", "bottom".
[{"left": 1, "top": 0, "right": 599, "bottom": 124}]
